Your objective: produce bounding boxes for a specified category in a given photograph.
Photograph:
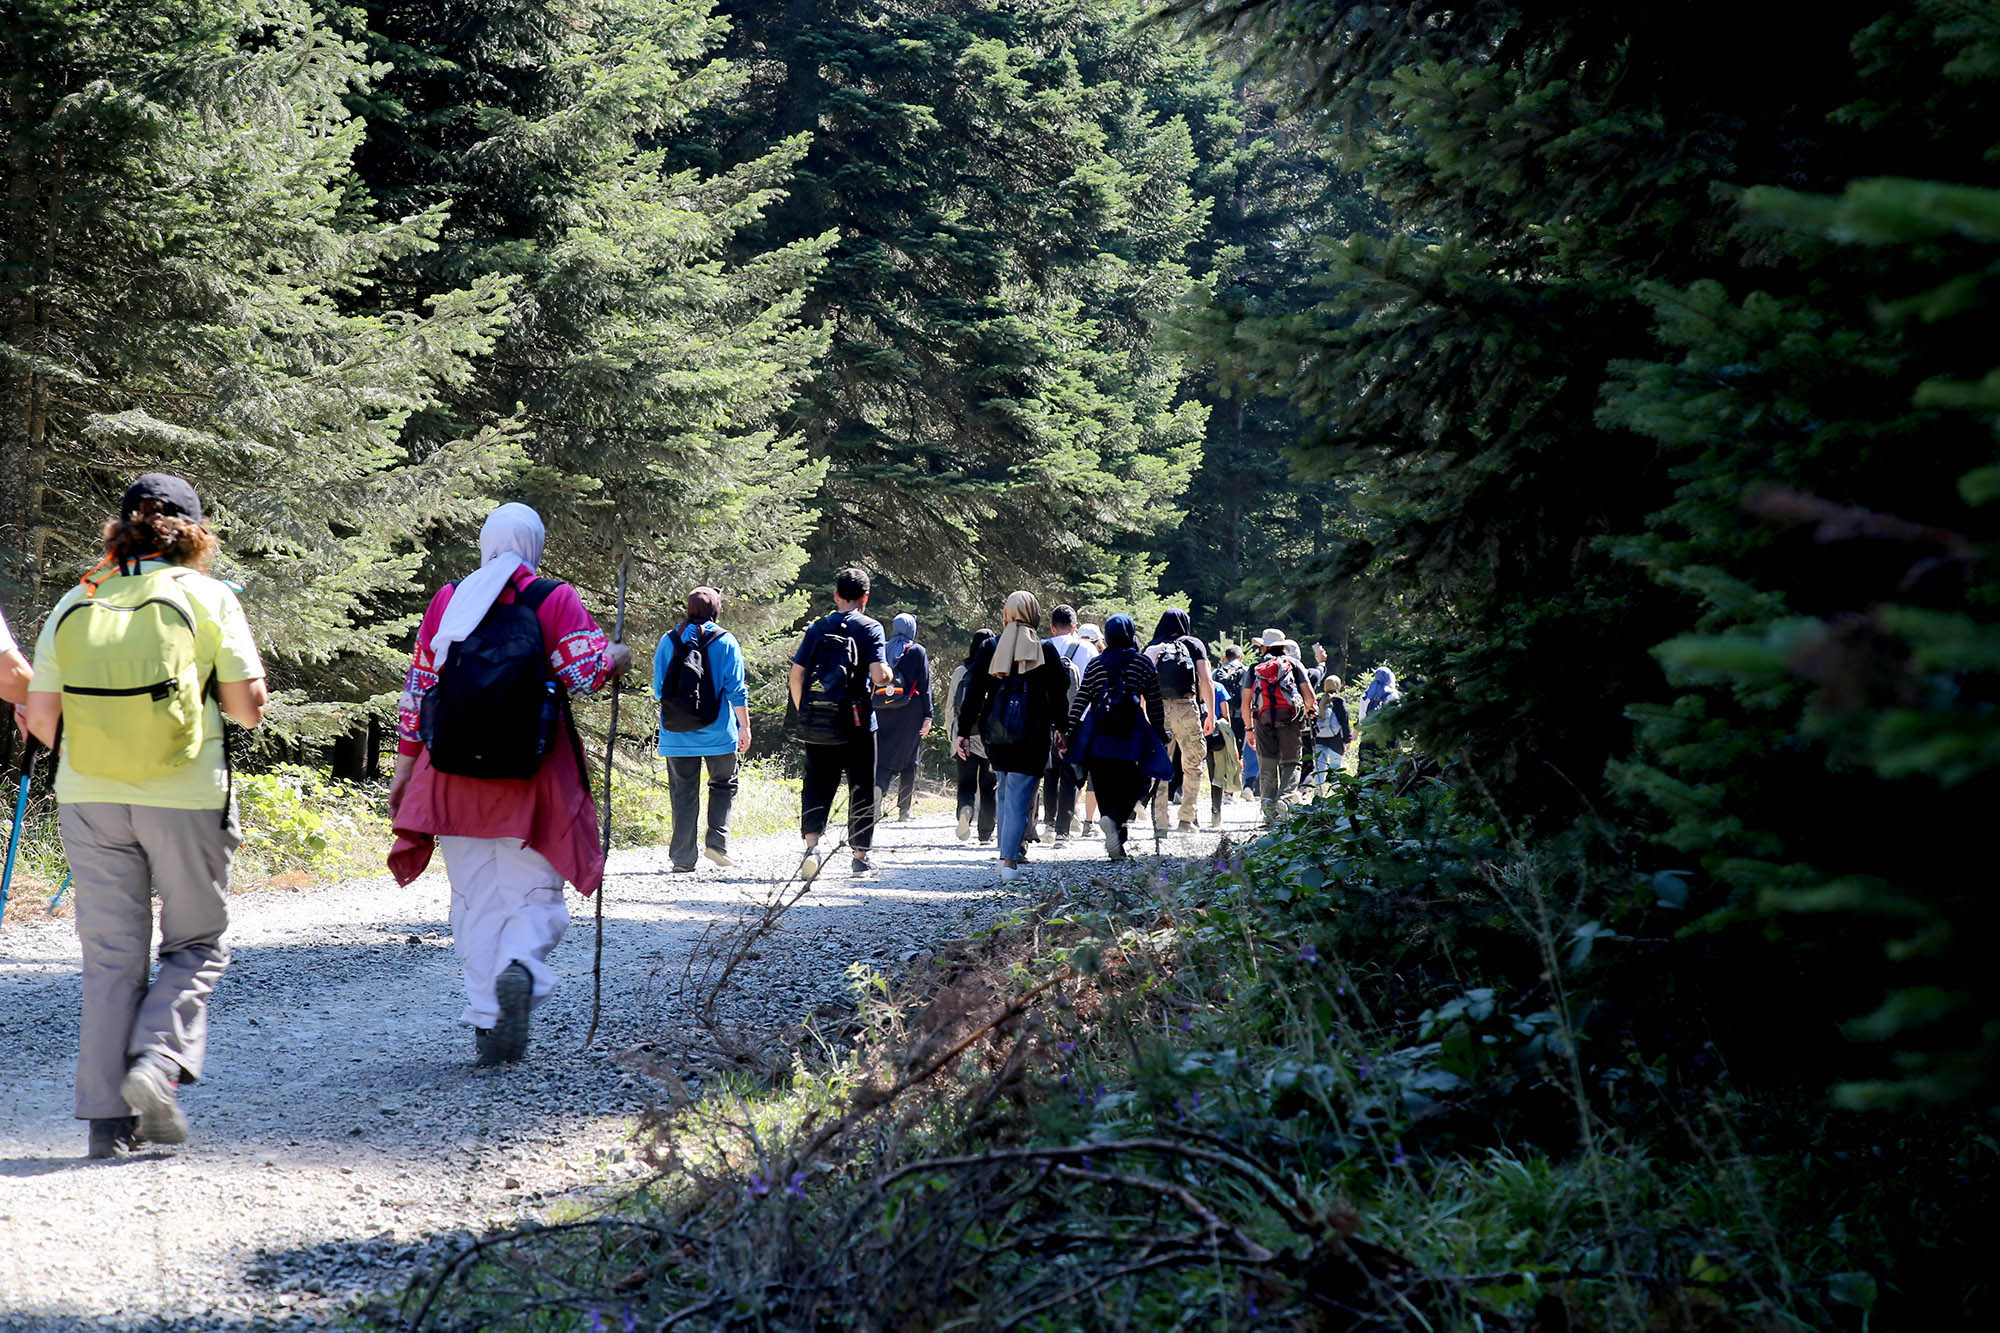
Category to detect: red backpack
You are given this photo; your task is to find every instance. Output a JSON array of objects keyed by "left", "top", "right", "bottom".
[{"left": 1251, "top": 657, "right": 1305, "bottom": 724}]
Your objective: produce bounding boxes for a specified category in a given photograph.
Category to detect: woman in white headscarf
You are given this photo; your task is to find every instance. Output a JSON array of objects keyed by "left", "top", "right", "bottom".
[{"left": 387, "top": 503, "right": 633, "bottom": 1066}]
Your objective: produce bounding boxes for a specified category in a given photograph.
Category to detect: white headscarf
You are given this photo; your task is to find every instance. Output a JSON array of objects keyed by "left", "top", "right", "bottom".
[{"left": 429, "top": 503, "right": 547, "bottom": 668}]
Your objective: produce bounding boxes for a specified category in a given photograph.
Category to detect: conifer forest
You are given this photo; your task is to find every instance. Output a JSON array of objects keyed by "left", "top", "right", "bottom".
[{"left": 3, "top": 0, "right": 1999, "bottom": 1329}]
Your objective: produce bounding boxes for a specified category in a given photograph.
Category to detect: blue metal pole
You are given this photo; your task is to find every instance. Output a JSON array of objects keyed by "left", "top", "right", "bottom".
[
  {"left": 49, "top": 872, "right": 71, "bottom": 912},
  {"left": 0, "top": 744, "right": 37, "bottom": 925}
]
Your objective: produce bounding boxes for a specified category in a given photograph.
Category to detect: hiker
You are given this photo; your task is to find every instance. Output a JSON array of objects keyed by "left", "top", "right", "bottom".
[
  {"left": 1357, "top": 665, "right": 1403, "bottom": 771},
  {"left": 1075, "top": 623, "right": 1105, "bottom": 828},
  {"left": 1206, "top": 684, "right": 1244, "bottom": 827},
  {"left": 1061, "top": 613, "right": 1169, "bottom": 861},
  {"left": 1040, "top": 604, "right": 1094, "bottom": 844},
  {"left": 1143, "top": 609, "right": 1216, "bottom": 832},
  {"left": 654, "top": 587, "right": 750, "bottom": 873},
  {"left": 1309, "top": 643, "right": 1331, "bottom": 690},
  {"left": 1283, "top": 640, "right": 1319, "bottom": 793},
  {"left": 944, "top": 628, "right": 999, "bottom": 843},
  {"left": 1243, "top": 628, "right": 1318, "bottom": 822},
  {"left": 955, "top": 591, "right": 1071, "bottom": 883},
  {"left": 22, "top": 474, "right": 269, "bottom": 1157},
  {"left": 1311, "top": 675, "right": 1354, "bottom": 786},
  {"left": 1, "top": 606, "right": 30, "bottom": 706},
  {"left": 871, "top": 613, "right": 933, "bottom": 824},
  {"left": 789, "top": 567, "right": 894, "bottom": 880},
  {"left": 387, "top": 503, "right": 633, "bottom": 1067}
]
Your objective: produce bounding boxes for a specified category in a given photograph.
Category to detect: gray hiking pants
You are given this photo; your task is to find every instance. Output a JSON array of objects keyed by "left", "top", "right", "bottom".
[
  {"left": 666, "top": 750, "right": 739, "bottom": 870},
  {"left": 60, "top": 802, "right": 240, "bottom": 1120}
]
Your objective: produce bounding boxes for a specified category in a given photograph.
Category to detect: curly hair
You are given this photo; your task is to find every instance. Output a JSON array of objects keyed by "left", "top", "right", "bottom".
[{"left": 102, "top": 503, "right": 219, "bottom": 571}]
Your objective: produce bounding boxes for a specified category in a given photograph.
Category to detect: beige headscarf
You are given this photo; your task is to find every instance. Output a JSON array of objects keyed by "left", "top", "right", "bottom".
[{"left": 990, "top": 590, "right": 1044, "bottom": 676}]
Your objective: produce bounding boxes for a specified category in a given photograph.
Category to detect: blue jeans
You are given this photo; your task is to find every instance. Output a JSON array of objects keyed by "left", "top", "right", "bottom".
[{"left": 996, "top": 770, "right": 1041, "bottom": 862}]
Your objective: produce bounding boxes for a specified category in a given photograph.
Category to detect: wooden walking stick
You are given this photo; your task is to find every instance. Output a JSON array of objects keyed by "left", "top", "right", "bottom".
[{"left": 581, "top": 551, "right": 628, "bottom": 1051}]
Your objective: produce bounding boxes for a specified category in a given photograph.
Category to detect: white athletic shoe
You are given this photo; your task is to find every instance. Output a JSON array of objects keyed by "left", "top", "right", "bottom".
[
  {"left": 956, "top": 806, "right": 973, "bottom": 841},
  {"left": 999, "top": 863, "right": 1021, "bottom": 884},
  {"left": 799, "top": 850, "right": 822, "bottom": 882},
  {"left": 1100, "top": 816, "right": 1124, "bottom": 861}
]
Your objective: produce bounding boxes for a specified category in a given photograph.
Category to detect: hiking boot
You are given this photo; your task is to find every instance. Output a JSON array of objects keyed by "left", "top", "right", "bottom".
[
  {"left": 1100, "top": 816, "right": 1124, "bottom": 861},
  {"left": 120, "top": 1053, "right": 188, "bottom": 1146},
  {"left": 703, "top": 846, "right": 734, "bottom": 869},
  {"left": 955, "top": 806, "right": 973, "bottom": 841},
  {"left": 474, "top": 1026, "right": 501, "bottom": 1067},
  {"left": 87, "top": 1116, "right": 141, "bottom": 1159},
  {"left": 491, "top": 962, "right": 533, "bottom": 1064},
  {"left": 800, "top": 849, "right": 822, "bottom": 882}
]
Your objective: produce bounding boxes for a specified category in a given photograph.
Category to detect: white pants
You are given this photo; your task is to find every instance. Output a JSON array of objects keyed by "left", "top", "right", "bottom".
[{"left": 438, "top": 836, "right": 569, "bottom": 1028}]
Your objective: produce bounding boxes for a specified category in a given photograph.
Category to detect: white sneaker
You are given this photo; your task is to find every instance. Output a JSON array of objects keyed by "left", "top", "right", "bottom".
[
  {"left": 799, "top": 850, "right": 822, "bottom": 882},
  {"left": 1100, "top": 816, "right": 1124, "bottom": 861},
  {"left": 703, "top": 846, "right": 734, "bottom": 868},
  {"left": 956, "top": 806, "right": 973, "bottom": 841},
  {"left": 999, "top": 863, "right": 1021, "bottom": 884}
]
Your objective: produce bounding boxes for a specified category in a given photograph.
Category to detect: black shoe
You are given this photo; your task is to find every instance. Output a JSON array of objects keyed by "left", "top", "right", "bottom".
[
  {"left": 670, "top": 863, "right": 697, "bottom": 874},
  {"left": 87, "top": 1116, "right": 141, "bottom": 1159},
  {"left": 475, "top": 1026, "right": 500, "bottom": 1066},
  {"left": 852, "top": 854, "right": 875, "bottom": 876},
  {"left": 491, "top": 962, "right": 533, "bottom": 1063}
]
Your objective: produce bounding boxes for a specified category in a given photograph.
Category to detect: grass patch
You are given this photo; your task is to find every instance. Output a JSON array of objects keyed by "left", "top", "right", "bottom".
[{"left": 377, "top": 758, "right": 1977, "bottom": 1331}]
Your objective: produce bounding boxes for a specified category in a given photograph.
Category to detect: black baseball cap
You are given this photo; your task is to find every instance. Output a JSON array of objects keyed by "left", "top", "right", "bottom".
[{"left": 121, "top": 473, "right": 202, "bottom": 522}]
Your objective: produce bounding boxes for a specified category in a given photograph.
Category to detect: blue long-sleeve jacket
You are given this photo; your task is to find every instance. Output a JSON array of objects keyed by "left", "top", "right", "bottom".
[{"left": 654, "top": 621, "right": 749, "bottom": 757}]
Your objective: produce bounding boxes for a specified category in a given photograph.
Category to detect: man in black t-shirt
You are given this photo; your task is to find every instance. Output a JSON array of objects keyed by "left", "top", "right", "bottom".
[{"left": 788, "top": 567, "right": 893, "bottom": 879}]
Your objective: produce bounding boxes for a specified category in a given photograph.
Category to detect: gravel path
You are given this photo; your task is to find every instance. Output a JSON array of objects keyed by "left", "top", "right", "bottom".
[{"left": 0, "top": 797, "right": 1261, "bottom": 1331}]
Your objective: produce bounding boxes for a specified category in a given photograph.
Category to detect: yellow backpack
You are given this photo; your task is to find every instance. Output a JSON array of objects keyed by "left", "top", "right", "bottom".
[{"left": 53, "top": 568, "right": 209, "bottom": 781}]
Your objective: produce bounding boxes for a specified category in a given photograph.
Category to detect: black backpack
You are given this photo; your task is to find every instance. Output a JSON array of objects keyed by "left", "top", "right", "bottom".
[
  {"left": 1152, "top": 637, "right": 1197, "bottom": 699},
  {"left": 798, "top": 616, "right": 865, "bottom": 745},
  {"left": 660, "top": 625, "right": 723, "bottom": 733},
  {"left": 872, "top": 642, "right": 919, "bottom": 711},
  {"left": 420, "top": 579, "right": 560, "bottom": 779},
  {"left": 982, "top": 666, "right": 1035, "bottom": 748}
]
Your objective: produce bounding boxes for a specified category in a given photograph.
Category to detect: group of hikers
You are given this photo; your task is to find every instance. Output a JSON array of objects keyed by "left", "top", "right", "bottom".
[{"left": 0, "top": 486, "right": 1401, "bottom": 1158}]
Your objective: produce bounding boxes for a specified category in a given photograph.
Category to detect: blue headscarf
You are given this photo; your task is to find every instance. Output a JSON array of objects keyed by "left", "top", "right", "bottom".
[
  {"left": 1363, "top": 666, "right": 1401, "bottom": 708},
  {"left": 888, "top": 612, "right": 917, "bottom": 660},
  {"left": 1104, "top": 613, "right": 1138, "bottom": 652}
]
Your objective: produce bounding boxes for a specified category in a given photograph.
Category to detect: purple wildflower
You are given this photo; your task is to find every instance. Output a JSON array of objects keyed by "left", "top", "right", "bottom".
[
  {"left": 586, "top": 1313, "right": 607, "bottom": 1333},
  {"left": 1179, "top": 1015, "right": 1193, "bottom": 1032},
  {"left": 746, "top": 1173, "right": 770, "bottom": 1199},
  {"left": 785, "top": 1171, "right": 808, "bottom": 1200},
  {"left": 1356, "top": 1058, "right": 1373, "bottom": 1081},
  {"left": 1057, "top": 1041, "right": 1077, "bottom": 1054},
  {"left": 1247, "top": 1290, "right": 1261, "bottom": 1318},
  {"left": 1297, "top": 942, "right": 1319, "bottom": 965},
  {"left": 624, "top": 1312, "right": 639, "bottom": 1333},
  {"left": 1390, "top": 1143, "right": 1408, "bottom": 1168}
]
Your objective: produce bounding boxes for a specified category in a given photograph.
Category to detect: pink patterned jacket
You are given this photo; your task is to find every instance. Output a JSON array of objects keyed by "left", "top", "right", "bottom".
[{"left": 388, "top": 567, "right": 614, "bottom": 896}]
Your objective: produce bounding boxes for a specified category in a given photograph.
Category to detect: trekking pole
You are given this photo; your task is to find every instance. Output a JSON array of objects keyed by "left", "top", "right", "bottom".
[
  {"left": 1, "top": 741, "right": 40, "bottom": 928},
  {"left": 580, "top": 551, "right": 628, "bottom": 1052}
]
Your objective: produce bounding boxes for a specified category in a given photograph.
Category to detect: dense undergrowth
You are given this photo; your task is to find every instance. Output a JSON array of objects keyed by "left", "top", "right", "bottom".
[{"left": 385, "top": 756, "right": 1983, "bottom": 1331}]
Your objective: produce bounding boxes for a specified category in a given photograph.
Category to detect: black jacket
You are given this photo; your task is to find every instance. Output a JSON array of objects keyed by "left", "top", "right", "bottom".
[{"left": 958, "top": 640, "right": 1072, "bottom": 775}]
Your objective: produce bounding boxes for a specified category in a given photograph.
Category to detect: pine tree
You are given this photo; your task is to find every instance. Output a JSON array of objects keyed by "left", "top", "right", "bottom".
[
  {"left": 0, "top": 0, "right": 519, "bottom": 741},
  {"left": 702, "top": 0, "right": 1207, "bottom": 612},
  {"left": 341, "top": 0, "right": 836, "bottom": 652},
  {"left": 1602, "top": 2, "right": 2000, "bottom": 1105}
]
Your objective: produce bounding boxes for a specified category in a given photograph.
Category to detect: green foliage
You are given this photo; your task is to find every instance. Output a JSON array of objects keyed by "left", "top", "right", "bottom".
[
  {"left": 1601, "top": 3, "right": 2000, "bottom": 1108},
  {"left": 0, "top": 0, "right": 521, "bottom": 742},
  {"left": 343, "top": 0, "right": 836, "bottom": 655},
  {"left": 233, "top": 764, "right": 388, "bottom": 882},
  {"left": 701, "top": 0, "right": 1208, "bottom": 613}
]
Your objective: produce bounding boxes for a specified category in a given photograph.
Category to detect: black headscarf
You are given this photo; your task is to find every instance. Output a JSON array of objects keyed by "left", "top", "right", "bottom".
[
  {"left": 1149, "top": 608, "right": 1192, "bottom": 647},
  {"left": 966, "top": 627, "right": 995, "bottom": 665}
]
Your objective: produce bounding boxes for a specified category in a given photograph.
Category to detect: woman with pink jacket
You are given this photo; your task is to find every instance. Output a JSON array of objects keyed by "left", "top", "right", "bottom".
[{"left": 388, "top": 504, "right": 632, "bottom": 1065}]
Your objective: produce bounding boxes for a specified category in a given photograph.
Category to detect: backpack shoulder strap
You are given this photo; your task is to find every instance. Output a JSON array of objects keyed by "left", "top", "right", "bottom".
[{"left": 519, "top": 577, "right": 561, "bottom": 610}]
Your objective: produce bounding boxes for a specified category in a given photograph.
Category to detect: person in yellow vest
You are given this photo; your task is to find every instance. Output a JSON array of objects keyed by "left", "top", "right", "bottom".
[{"left": 24, "top": 474, "right": 269, "bottom": 1158}]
